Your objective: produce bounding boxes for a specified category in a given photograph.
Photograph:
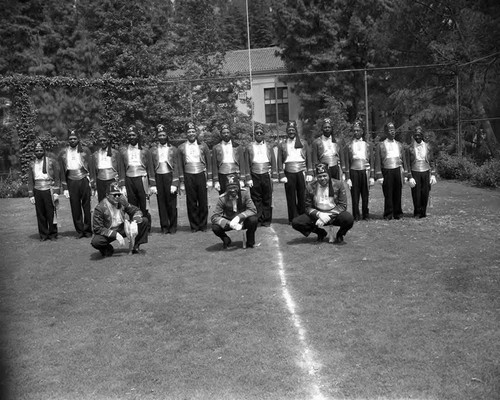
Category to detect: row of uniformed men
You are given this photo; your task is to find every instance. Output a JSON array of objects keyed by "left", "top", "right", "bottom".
[{"left": 27, "top": 118, "right": 436, "bottom": 245}]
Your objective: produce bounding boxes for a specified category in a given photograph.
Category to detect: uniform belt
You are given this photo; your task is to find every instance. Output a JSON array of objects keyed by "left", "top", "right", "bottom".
[
  {"left": 156, "top": 162, "right": 172, "bottom": 174},
  {"left": 67, "top": 169, "right": 87, "bottom": 180},
  {"left": 251, "top": 162, "right": 270, "bottom": 175},
  {"left": 98, "top": 168, "right": 117, "bottom": 180},
  {"left": 321, "top": 155, "right": 339, "bottom": 167},
  {"left": 383, "top": 157, "right": 402, "bottom": 169},
  {"left": 412, "top": 160, "right": 430, "bottom": 172},
  {"left": 185, "top": 162, "right": 205, "bottom": 174},
  {"left": 126, "top": 165, "right": 147, "bottom": 177},
  {"left": 218, "top": 163, "right": 238, "bottom": 175},
  {"left": 285, "top": 161, "right": 306, "bottom": 173},
  {"left": 349, "top": 159, "right": 368, "bottom": 170},
  {"left": 34, "top": 179, "right": 52, "bottom": 191}
]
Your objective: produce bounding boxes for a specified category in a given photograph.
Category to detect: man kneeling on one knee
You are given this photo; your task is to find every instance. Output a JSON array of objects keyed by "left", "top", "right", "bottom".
[
  {"left": 292, "top": 163, "right": 354, "bottom": 244},
  {"left": 211, "top": 173, "right": 258, "bottom": 249},
  {"left": 91, "top": 182, "right": 149, "bottom": 256}
]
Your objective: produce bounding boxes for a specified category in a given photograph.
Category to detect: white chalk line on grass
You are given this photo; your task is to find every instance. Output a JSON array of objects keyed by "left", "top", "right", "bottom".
[{"left": 269, "top": 227, "right": 329, "bottom": 400}]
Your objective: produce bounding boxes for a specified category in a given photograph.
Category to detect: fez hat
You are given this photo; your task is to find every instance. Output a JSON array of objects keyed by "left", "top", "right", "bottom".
[
  {"left": 226, "top": 173, "right": 240, "bottom": 190},
  {"left": 322, "top": 118, "right": 332, "bottom": 127},
  {"left": 157, "top": 124, "right": 165, "bottom": 133},
  {"left": 221, "top": 123, "right": 230, "bottom": 131},
  {"left": 254, "top": 124, "right": 264, "bottom": 134},
  {"left": 414, "top": 126, "right": 423, "bottom": 136},
  {"left": 107, "top": 182, "right": 121, "bottom": 195},
  {"left": 353, "top": 120, "right": 362, "bottom": 129},
  {"left": 127, "top": 125, "right": 142, "bottom": 149},
  {"left": 186, "top": 122, "right": 196, "bottom": 131},
  {"left": 315, "top": 163, "right": 328, "bottom": 176}
]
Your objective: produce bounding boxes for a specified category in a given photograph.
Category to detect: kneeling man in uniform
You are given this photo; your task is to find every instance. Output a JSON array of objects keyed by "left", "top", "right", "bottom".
[
  {"left": 91, "top": 182, "right": 149, "bottom": 257},
  {"left": 211, "top": 173, "right": 258, "bottom": 249},
  {"left": 292, "top": 163, "right": 354, "bottom": 244}
]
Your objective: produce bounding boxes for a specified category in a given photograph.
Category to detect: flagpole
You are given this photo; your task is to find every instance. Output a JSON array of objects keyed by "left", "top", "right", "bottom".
[{"left": 245, "top": 0, "right": 255, "bottom": 139}]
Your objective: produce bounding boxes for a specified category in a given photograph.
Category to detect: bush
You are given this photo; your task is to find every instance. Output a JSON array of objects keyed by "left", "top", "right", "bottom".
[
  {"left": 0, "top": 175, "right": 28, "bottom": 198},
  {"left": 436, "top": 153, "right": 500, "bottom": 188}
]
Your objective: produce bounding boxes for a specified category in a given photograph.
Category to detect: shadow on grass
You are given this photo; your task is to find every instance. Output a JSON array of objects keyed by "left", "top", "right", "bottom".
[{"left": 286, "top": 236, "right": 318, "bottom": 245}]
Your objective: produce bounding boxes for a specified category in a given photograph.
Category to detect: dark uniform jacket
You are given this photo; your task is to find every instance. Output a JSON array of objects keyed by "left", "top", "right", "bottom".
[
  {"left": 304, "top": 178, "right": 347, "bottom": 219},
  {"left": 27, "top": 155, "right": 61, "bottom": 197},
  {"left": 311, "top": 137, "right": 344, "bottom": 170},
  {"left": 91, "top": 148, "right": 122, "bottom": 189},
  {"left": 92, "top": 197, "right": 143, "bottom": 239},
  {"left": 58, "top": 146, "right": 94, "bottom": 190},
  {"left": 343, "top": 140, "right": 375, "bottom": 180},
  {"left": 243, "top": 141, "right": 278, "bottom": 183},
  {"left": 177, "top": 141, "right": 212, "bottom": 183},
  {"left": 118, "top": 145, "right": 156, "bottom": 187},
  {"left": 374, "top": 140, "right": 408, "bottom": 180},
  {"left": 406, "top": 141, "right": 435, "bottom": 178},
  {"left": 276, "top": 139, "right": 313, "bottom": 180},
  {"left": 150, "top": 143, "right": 180, "bottom": 187},
  {"left": 212, "top": 141, "right": 245, "bottom": 182},
  {"left": 211, "top": 188, "right": 257, "bottom": 227}
]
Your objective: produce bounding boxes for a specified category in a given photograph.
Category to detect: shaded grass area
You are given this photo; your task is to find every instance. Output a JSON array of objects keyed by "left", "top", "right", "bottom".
[{"left": 0, "top": 181, "right": 499, "bottom": 399}]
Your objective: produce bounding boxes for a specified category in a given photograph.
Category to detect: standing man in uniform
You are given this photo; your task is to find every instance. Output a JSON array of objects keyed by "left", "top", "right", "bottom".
[
  {"left": 177, "top": 122, "right": 212, "bottom": 232},
  {"left": 28, "top": 141, "right": 60, "bottom": 241},
  {"left": 277, "top": 120, "right": 313, "bottom": 224},
  {"left": 344, "top": 120, "right": 375, "bottom": 221},
  {"left": 92, "top": 130, "right": 122, "bottom": 202},
  {"left": 374, "top": 122, "right": 408, "bottom": 220},
  {"left": 244, "top": 123, "right": 278, "bottom": 227},
  {"left": 119, "top": 126, "right": 156, "bottom": 232},
  {"left": 150, "top": 124, "right": 179, "bottom": 234},
  {"left": 292, "top": 163, "right": 354, "bottom": 244},
  {"left": 212, "top": 123, "right": 245, "bottom": 194},
  {"left": 311, "top": 118, "right": 344, "bottom": 180},
  {"left": 211, "top": 173, "right": 258, "bottom": 249},
  {"left": 59, "top": 129, "right": 94, "bottom": 238},
  {"left": 407, "top": 126, "right": 437, "bottom": 218}
]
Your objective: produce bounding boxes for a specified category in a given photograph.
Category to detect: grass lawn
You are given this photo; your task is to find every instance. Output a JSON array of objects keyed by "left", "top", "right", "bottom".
[{"left": 0, "top": 180, "right": 499, "bottom": 400}]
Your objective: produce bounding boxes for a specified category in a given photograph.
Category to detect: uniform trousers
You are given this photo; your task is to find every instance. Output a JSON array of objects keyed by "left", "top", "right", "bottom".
[
  {"left": 91, "top": 217, "right": 149, "bottom": 256},
  {"left": 250, "top": 172, "right": 273, "bottom": 226},
  {"left": 125, "top": 176, "right": 151, "bottom": 232},
  {"left": 212, "top": 215, "right": 258, "bottom": 247},
  {"left": 411, "top": 170, "right": 430, "bottom": 218},
  {"left": 382, "top": 167, "right": 403, "bottom": 219},
  {"left": 292, "top": 211, "right": 354, "bottom": 238},
  {"left": 156, "top": 172, "right": 177, "bottom": 233},
  {"left": 96, "top": 178, "right": 116, "bottom": 202},
  {"left": 67, "top": 177, "right": 92, "bottom": 236},
  {"left": 34, "top": 188, "right": 57, "bottom": 240},
  {"left": 350, "top": 169, "right": 369, "bottom": 220},
  {"left": 328, "top": 165, "right": 342, "bottom": 180},
  {"left": 284, "top": 170, "right": 306, "bottom": 223},
  {"left": 184, "top": 172, "right": 208, "bottom": 232}
]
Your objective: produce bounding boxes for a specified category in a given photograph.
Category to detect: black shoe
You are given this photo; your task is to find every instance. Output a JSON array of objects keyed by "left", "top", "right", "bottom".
[
  {"left": 78, "top": 232, "right": 85, "bottom": 239},
  {"left": 362, "top": 215, "right": 369, "bottom": 221},
  {"left": 246, "top": 243, "right": 254, "bottom": 248},
  {"left": 132, "top": 245, "right": 140, "bottom": 254},
  {"left": 333, "top": 234, "right": 346, "bottom": 245},
  {"left": 222, "top": 236, "right": 232, "bottom": 249},
  {"left": 316, "top": 229, "right": 327, "bottom": 242}
]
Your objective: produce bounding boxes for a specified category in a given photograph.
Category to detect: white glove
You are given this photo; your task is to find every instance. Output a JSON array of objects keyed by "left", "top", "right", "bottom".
[
  {"left": 346, "top": 179, "right": 352, "bottom": 189},
  {"left": 369, "top": 178, "right": 375, "bottom": 186},
  {"left": 206, "top": 179, "right": 213, "bottom": 189},
  {"left": 247, "top": 180, "right": 254, "bottom": 188},
  {"left": 430, "top": 175, "right": 437, "bottom": 185},
  {"left": 170, "top": 185, "right": 177, "bottom": 194},
  {"left": 120, "top": 186, "right": 128, "bottom": 196},
  {"left": 280, "top": 177, "right": 288, "bottom": 184},
  {"left": 180, "top": 182, "right": 186, "bottom": 192},
  {"left": 149, "top": 186, "right": 158, "bottom": 195},
  {"left": 53, "top": 193, "right": 59, "bottom": 200},
  {"left": 229, "top": 216, "right": 241, "bottom": 230},
  {"left": 315, "top": 219, "right": 325, "bottom": 228},
  {"left": 63, "top": 190, "right": 70, "bottom": 198},
  {"left": 317, "top": 212, "right": 331, "bottom": 224},
  {"left": 29, "top": 197, "right": 35, "bottom": 205},
  {"left": 408, "top": 178, "right": 416, "bottom": 188},
  {"left": 404, "top": 177, "right": 408, "bottom": 184},
  {"left": 272, "top": 178, "right": 279, "bottom": 183},
  {"left": 116, "top": 232, "right": 125, "bottom": 246},
  {"left": 377, "top": 178, "right": 384, "bottom": 185},
  {"left": 342, "top": 173, "right": 346, "bottom": 181},
  {"left": 239, "top": 180, "right": 245, "bottom": 188},
  {"left": 214, "top": 181, "right": 221, "bottom": 192},
  {"left": 305, "top": 175, "right": 313, "bottom": 182},
  {"left": 92, "top": 189, "right": 97, "bottom": 197}
]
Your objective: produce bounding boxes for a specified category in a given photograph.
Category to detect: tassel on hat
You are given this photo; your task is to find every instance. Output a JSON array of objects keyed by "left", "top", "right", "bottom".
[
  {"left": 286, "top": 120, "right": 303, "bottom": 149},
  {"left": 34, "top": 141, "right": 47, "bottom": 174},
  {"left": 98, "top": 130, "right": 112, "bottom": 157},
  {"left": 68, "top": 129, "right": 83, "bottom": 153}
]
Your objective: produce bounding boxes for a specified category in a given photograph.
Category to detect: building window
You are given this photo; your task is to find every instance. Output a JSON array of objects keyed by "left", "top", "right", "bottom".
[{"left": 264, "top": 87, "right": 289, "bottom": 124}]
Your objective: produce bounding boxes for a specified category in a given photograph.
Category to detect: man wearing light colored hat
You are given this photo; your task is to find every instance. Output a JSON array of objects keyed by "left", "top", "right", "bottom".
[
  {"left": 28, "top": 141, "right": 61, "bottom": 241},
  {"left": 150, "top": 124, "right": 179, "bottom": 233},
  {"left": 276, "top": 120, "right": 313, "bottom": 224},
  {"left": 58, "top": 129, "right": 94, "bottom": 238},
  {"left": 344, "top": 120, "right": 375, "bottom": 220},
  {"left": 212, "top": 123, "right": 245, "bottom": 194},
  {"left": 177, "top": 122, "right": 213, "bottom": 232},
  {"left": 292, "top": 163, "right": 354, "bottom": 244},
  {"left": 91, "top": 182, "right": 149, "bottom": 257},
  {"left": 311, "top": 117, "right": 344, "bottom": 180},
  {"left": 406, "top": 126, "right": 437, "bottom": 218},
  {"left": 211, "top": 173, "right": 258, "bottom": 249},
  {"left": 91, "top": 130, "right": 122, "bottom": 202}
]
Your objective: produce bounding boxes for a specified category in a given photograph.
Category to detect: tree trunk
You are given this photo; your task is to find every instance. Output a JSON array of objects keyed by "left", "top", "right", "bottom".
[{"left": 473, "top": 98, "right": 499, "bottom": 159}]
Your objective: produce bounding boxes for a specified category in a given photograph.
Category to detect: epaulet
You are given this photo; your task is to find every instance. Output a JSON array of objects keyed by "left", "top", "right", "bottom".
[{"left": 219, "top": 192, "right": 227, "bottom": 198}]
